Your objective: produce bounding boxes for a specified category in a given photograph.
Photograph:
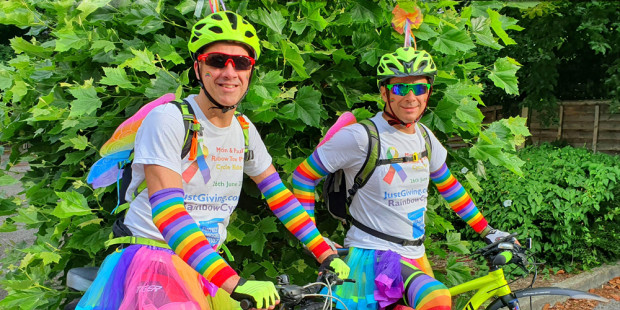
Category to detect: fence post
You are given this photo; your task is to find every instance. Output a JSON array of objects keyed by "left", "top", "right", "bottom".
[
  {"left": 518, "top": 107, "right": 529, "bottom": 150},
  {"left": 557, "top": 105, "right": 564, "bottom": 140},
  {"left": 593, "top": 104, "right": 600, "bottom": 153}
]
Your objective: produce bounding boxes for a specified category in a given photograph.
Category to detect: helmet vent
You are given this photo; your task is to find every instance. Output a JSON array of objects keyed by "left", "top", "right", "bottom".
[
  {"left": 242, "top": 20, "right": 248, "bottom": 24},
  {"left": 419, "top": 60, "right": 428, "bottom": 69},
  {"left": 190, "top": 36, "right": 199, "bottom": 43},
  {"left": 226, "top": 12, "right": 238, "bottom": 30},
  {"left": 209, "top": 26, "right": 223, "bottom": 34},
  {"left": 195, "top": 23, "right": 206, "bottom": 31},
  {"left": 211, "top": 14, "right": 223, "bottom": 21},
  {"left": 404, "top": 61, "right": 414, "bottom": 73},
  {"left": 245, "top": 31, "right": 254, "bottom": 38}
]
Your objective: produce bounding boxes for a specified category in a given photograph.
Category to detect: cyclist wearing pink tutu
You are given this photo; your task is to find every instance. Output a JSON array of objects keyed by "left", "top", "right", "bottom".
[
  {"left": 292, "top": 47, "right": 512, "bottom": 310},
  {"left": 77, "top": 11, "right": 348, "bottom": 310}
]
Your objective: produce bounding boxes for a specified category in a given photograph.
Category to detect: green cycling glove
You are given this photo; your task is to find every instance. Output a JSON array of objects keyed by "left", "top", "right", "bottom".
[
  {"left": 319, "top": 254, "right": 350, "bottom": 279},
  {"left": 230, "top": 278, "right": 279, "bottom": 309}
]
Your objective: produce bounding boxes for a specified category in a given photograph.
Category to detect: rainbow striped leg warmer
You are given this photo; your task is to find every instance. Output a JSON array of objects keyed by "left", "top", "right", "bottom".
[
  {"left": 430, "top": 164, "right": 489, "bottom": 233},
  {"left": 257, "top": 171, "right": 330, "bottom": 258},
  {"left": 292, "top": 151, "right": 330, "bottom": 223},
  {"left": 150, "top": 188, "right": 237, "bottom": 287}
]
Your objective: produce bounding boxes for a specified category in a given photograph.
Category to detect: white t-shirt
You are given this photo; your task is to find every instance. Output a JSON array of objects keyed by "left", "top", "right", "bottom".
[
  {"left": 317, "top": 112, "right": 447, "bottom": 258},
  {"left": 123, "top": 94, "right": 272, "bottom": 248}
]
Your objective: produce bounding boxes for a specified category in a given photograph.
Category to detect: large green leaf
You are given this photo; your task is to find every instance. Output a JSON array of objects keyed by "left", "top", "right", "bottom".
[
  {"left": 280, "top": 40, "right": 309, "bottom": 79},
  {"left": 0, "top": 1, "right": 37, "bottom": 26},
  {"left": 0, "top": 291, "right": 45, "bottom": 310},
  {"left": 304, "top": 5, "right": 329, "bottom": 31},
  {"left": 251, "top": 8, "right": 287, "bottom": 35},
  {"left": 9, "top": 80, "right": 28, "bottom": 103},
  {"left": 50, "top": 191, "right": 91, "bottom": 219},
  {"left": 9, "top": 37, "right": 53, "bottom": 58},
  {"left": 0, "top": 64, "right": 14, "bottom": 90},
  {"left": 280, "top": 86, "right": 322, "bottom": 127},
  {"left": 68, "top": 81, "right": 102, "bottom": 117},
  {"left": 53, "top": 29, "right": 89, "bottom": 52},
  {"left": 259, "top": 70, "right": 286, "bottom": 96},
  {"left": 488, "top": 57, "right": 521, "bottom": 95},
  {"left": 77, "top": 0, "right": 112, "bottom": 19},
  {"left": 487, "top": 9, "right": 516, "bottom": 46},
  {"left": 238, "top": 227, "right": 267, "bottom": 255},
  {"left": 121, "top": 48, "right": 159, "bottom": 75},
  {"left": 349, "top": 0, "right": 381, "bottom": 25},
  {"left": 145, "top": 70, "right": 180, "bottom": 99},
  {"left": 471, "top": 17, "right": 503, "bottom": 50},
  {"left": 11, "top": 206, "right": 41, "bottom": 225},
  {"left": 432, "top": 28, "right": 476, "bottom": 55},
  {"left": 100, "top": 67, "right": 134, "bottom": 89},
  {"left": 454, "top": 99, "right": 484, "bottom": 133}
]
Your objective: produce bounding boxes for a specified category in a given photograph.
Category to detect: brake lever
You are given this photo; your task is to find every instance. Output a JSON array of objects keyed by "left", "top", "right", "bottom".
[{"left": 475, "top": 232, "right": 519, "bottom": 254}]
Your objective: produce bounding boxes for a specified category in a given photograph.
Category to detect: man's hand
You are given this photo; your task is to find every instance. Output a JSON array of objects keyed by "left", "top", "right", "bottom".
[
  {"left": 230, "top": 278, "right": 280, "bottom": 310},
  {"left": 481, "top": 225, "right": 516, "bottom": 245},
  {"left": 319, "top": 254, "right": 350, "bottom": 279}
]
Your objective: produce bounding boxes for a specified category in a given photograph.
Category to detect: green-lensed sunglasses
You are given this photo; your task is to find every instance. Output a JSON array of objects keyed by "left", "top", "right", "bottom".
[{"left": 386, "top": 83, "right": 431, "bottom": 96}]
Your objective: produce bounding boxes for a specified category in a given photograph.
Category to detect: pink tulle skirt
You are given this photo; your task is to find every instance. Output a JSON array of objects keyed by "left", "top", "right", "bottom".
[{"left": 76, "top": 244, "right": 217, "bottom": 310}]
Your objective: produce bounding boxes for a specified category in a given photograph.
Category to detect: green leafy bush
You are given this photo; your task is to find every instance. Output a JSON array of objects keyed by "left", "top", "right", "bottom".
[{"left": 445, "top": 144, "right": 620, "bottom": 271}]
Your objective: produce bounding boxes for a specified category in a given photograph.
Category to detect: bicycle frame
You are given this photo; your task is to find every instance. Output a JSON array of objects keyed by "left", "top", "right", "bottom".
[{"left": 448, "top": 268, "right": 513, "bottom": 310}]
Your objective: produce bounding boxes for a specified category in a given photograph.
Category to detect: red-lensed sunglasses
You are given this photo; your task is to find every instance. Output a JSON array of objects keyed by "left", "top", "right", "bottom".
[{"left": 197, "top": 52, "right": 255, "bottom": 70}]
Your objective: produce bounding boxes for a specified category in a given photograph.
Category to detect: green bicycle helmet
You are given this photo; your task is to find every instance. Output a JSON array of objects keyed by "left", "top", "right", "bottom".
[
  {"left": 377, "top": 47, "right": 437, "bottom": 86},
  {"left": 188, "top": 11, "right": 261, "bottom": 60}
]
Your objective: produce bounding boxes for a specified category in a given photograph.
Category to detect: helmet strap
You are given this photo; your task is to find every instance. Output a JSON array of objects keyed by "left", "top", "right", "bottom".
[{"left": 195, "top": 63, "right": 255, "bottom": 114}]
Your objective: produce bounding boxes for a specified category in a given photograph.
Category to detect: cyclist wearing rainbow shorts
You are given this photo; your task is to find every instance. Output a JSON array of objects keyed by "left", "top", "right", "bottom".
[
  {"left": 76, "top": 11, "right": 348, "bottom": 310},
  {"left": 292, "top": 48, "right": 511, "bottom": 310}
]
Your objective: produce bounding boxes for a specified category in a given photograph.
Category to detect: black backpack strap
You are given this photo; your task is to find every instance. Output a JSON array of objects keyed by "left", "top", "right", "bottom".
[
  {"left": 418, "top": 123, "right": 432, "bottom": 161},
  {"left": 346, "top": 119, "right": 380, "bottom": 205},
  {"left": 350, "top": 218, "right": 426, "bottom": 246},
  {"left": 171, "top": 99, "right": 200, "bottom": 160}
]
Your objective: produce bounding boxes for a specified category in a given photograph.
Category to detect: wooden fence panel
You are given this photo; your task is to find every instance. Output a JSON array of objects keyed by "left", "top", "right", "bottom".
[{"left": 526, "top": 100, "right": 620, "bottom": 155}]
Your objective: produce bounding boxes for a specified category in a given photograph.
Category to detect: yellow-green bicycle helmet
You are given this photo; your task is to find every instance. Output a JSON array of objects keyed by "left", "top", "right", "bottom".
[
  {"left": 188, "top": 11, "right": 261, "bottom": 60},
  {"left": 377, "top": 47, "right": 437, "bottom": 86}
]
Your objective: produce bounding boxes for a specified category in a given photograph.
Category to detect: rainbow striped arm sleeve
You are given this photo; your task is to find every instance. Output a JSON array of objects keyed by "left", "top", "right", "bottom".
[
  {"left": 150, "top": 188, "right": 237, "bottom": 287},
  {"left": 292, "top": 151, "right": 330, "bottom": 223},
  {"left": 430, "top": 164, "right": 489, "bottom": 233},
  {"left": 258, "top": 171, "right": 331, "bottom": 259}
]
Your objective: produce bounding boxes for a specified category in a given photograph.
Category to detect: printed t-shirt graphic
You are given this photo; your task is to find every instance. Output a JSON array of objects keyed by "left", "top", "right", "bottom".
[
  {"left": 199, "top": 218, "right": 224, "bottom": 246},
  {"left": 383, "top": 147, "right": 408, "bottom": 184},
  {"left": 182, "top": 142, "right": 211, "bottom": 184}
]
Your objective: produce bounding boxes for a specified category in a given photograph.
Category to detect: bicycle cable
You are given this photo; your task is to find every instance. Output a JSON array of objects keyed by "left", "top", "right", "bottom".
[{"left": 304, "top": 279, "right": 350, "bottom": 310}]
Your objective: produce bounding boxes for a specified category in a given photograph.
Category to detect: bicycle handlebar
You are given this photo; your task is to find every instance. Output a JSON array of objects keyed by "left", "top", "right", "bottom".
[
  {"left": 239, "top": 271, "right": 349, "bottom": 310},
  {"left": 473, "top": 233, "right": 530, "bottom": 270}
]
